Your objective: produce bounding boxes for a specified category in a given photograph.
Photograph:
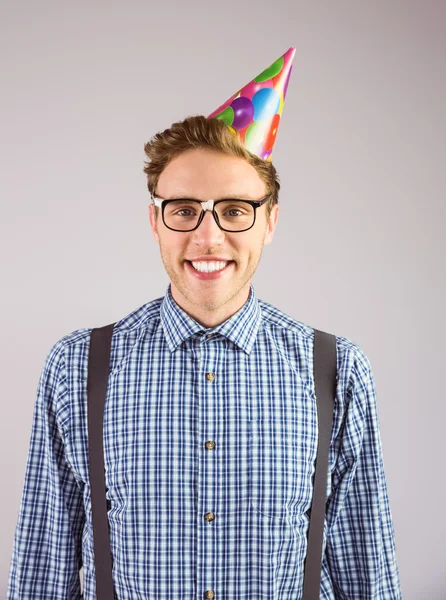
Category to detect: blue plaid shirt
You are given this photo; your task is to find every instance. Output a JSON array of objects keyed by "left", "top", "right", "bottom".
[{"left": 7, "top": 282, "right": 402, "bottom": 599}]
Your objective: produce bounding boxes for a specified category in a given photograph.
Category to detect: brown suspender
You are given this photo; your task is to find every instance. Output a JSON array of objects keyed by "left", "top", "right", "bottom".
[
  {"left": 303, "top": 328, "right": 337, "bottom": 599},
  {"left": 87, "top": 324, "right": 115, "bottom": 600},
  {"left": 87, "top": 324, "right": 337, "bottom": 600}
]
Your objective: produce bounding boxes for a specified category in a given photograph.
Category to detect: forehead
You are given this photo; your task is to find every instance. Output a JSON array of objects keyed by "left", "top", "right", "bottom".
[{"left": 156, "top": 147, "right": 267, "bottom": 199}]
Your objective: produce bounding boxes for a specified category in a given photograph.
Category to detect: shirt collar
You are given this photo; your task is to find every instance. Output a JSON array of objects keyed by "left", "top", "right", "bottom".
[{"left": 160, "top": 282, "right": 262, "bottom": 355}]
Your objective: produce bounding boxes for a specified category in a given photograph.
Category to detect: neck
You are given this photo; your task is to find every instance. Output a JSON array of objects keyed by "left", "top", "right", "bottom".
[{"left": 169, "top": 281, "right": 251, "bottom": 328}]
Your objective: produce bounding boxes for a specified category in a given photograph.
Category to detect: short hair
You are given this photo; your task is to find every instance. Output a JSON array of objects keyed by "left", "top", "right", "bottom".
[{"left": 143, "top": 114, "right": 280, "bottom": 221}]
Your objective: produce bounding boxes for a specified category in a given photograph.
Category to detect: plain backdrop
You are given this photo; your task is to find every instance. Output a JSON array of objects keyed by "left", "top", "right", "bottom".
[{"left": 1, "top": 1, "right": 445, "bottom": 598}]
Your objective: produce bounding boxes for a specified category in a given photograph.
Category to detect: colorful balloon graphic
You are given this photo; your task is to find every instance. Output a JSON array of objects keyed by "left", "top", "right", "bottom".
[{"left": 231, "top": 96, "right": 254, "bottom": 129}]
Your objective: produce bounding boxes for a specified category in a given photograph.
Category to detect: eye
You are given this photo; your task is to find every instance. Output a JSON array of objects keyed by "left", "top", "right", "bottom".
[
  {"left": 217, "top": 200, "right": 252, "bottom": 218},
  {"left": 166, "top": 200, "right": 200, "bottom": 217}
]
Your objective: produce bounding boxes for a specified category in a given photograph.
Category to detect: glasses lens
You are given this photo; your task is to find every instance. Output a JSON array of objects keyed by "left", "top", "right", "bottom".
[
  {"left": 216, "top": 200, "right": 255, "bottom": 231},
  {"left": 163, "top": 199, "right": 255, "bottom": 231}
]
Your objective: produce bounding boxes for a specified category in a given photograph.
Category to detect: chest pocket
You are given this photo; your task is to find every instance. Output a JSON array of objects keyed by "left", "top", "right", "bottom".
[{"left": 248, "top": 419, "right": 313, "bottom": 521}]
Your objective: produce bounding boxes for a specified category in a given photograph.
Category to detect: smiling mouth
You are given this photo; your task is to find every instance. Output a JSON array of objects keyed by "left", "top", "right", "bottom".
[{"left": 185, "top": 260, "right": 235, "bottom": 271}]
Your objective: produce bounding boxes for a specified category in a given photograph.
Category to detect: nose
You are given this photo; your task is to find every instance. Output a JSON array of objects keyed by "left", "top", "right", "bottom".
[{"left": 190, "top": 208, "right": 225, "bottom": 243}]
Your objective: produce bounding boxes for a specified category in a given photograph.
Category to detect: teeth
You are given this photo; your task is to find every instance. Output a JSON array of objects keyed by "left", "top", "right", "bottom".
[{"left": 191, "top": 261, "right": 229, "bottom": 273}]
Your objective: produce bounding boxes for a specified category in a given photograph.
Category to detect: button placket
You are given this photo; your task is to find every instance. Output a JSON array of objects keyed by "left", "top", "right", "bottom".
[{"left": 201, "top": 348, "right": 218, "bottom": 598}]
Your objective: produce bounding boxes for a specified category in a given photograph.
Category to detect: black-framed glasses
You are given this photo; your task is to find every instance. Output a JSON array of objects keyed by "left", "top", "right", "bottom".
[{"left": 150, "top": 192, "right": 272, "bottom": 233}]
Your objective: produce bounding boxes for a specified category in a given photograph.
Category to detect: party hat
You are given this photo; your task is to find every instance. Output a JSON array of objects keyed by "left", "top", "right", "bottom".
[{"left": 207, "top": 46, "right": 296, "bottom": 161}]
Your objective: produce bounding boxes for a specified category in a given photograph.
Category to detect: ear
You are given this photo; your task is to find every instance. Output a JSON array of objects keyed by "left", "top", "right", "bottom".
[
  {"left": 263, "top": 204, "right": 279, "bottom": 246},
  {"left": 149, "top": 203, "right": 160, "bottom": 244}
]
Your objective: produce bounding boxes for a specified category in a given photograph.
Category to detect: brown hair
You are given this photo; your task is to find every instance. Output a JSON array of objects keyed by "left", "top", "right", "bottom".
[{"left": 143, "top": 114, "right": 280, "bottom": 221}]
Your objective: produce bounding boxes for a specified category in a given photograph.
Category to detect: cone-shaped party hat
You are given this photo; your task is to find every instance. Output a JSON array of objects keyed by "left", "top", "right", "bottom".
[{"left": 207, "top": 46, "right": 296, "bottom": 161}]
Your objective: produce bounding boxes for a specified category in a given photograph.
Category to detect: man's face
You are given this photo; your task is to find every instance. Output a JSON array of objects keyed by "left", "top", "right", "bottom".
[{"left": 149, "top": 147, "right": 279, "bottom": 323}]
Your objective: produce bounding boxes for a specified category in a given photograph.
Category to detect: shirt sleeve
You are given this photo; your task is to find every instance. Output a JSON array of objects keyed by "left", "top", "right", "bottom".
[
  {"left": 325, "top": 346, "right": 403, "bottom": 599},
  {"left": 6, "top": 338, "right": 85, "bottom": 600}
]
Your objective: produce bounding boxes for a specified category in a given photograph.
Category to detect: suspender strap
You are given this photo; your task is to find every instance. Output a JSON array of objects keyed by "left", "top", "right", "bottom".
[
  {"left": 302, "top": 328, "right": 337, "bottom": 599},
  {"left": 87, "top": 324, "right": 337, "bottom": 600},
  {"left": 87, "top": 323, "right": 116, "bottom": 600}
]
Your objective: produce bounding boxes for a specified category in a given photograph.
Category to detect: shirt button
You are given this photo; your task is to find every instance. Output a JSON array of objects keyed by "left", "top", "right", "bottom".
[
  {"left": 205, "top": 440, "right": 216, "bottom": 450},
  {"left": 205, "top": 372, "right": 215, "bottom": 382},
  {"left": 204, "top": 591, "right": 215, "bottom": 599},
  {"left": 206, "top": 333, "right": 214, "bottom": 339},
  {"left": 204, "top": 512, "right": 215, "bottom": 522}
]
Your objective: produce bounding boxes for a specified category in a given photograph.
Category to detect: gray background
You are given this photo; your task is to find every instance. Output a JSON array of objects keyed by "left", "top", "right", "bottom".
[{"left": 1, "top": 0, "right": 445, "bottom": 598}]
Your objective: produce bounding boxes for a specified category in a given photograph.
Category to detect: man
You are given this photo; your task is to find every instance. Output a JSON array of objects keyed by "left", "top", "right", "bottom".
[{"left": 6, "top": 48, "right": 402, "bottom": 599}]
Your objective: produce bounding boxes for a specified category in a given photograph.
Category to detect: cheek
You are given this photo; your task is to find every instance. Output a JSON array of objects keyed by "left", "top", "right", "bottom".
[
  {"left": 237, "top": 237, "right": 259, "bottom": 259},
  {"left": 159, "top": 233, "right": 188, "bottom": 254}
]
